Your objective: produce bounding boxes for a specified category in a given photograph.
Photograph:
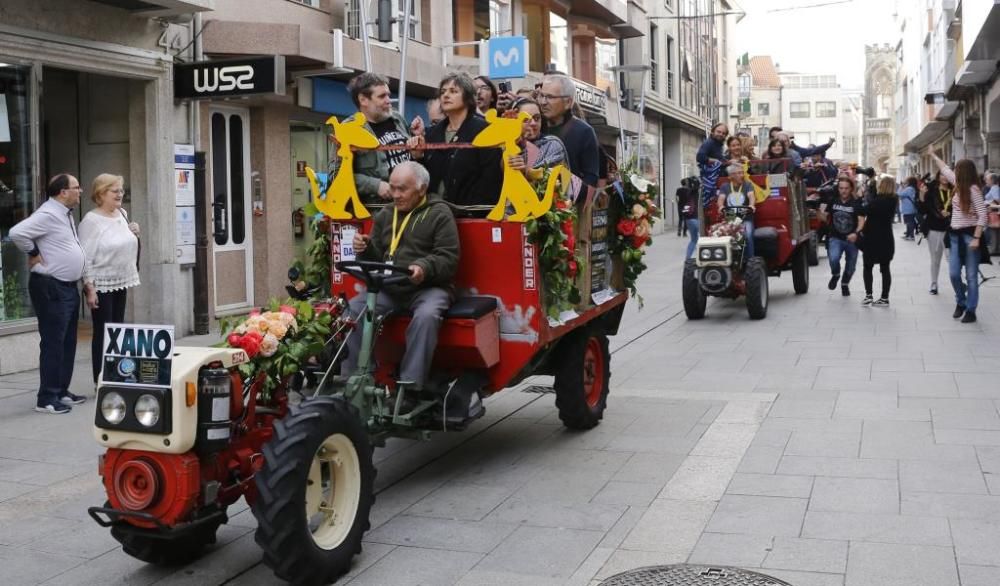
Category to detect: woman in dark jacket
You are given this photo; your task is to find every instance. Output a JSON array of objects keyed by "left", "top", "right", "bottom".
[
  {"left": 420, "top": 72, "right": 502, "bottom": 215},
  {"left": 860, "top": 176, "right": 898, "bottom": 307}
]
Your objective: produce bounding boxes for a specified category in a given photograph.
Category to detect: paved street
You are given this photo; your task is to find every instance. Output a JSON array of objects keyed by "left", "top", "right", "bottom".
[{"left": 2, "top": 222, "right": 1000, "bottom": 586}]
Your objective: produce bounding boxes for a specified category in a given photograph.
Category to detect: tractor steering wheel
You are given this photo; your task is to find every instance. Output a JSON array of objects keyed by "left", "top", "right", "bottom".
[
  {"left": 335, "top": 260, "right": 413, "bottom": 292},
  {"left": 724, "top": 205, "right": 755, "bottom": 220}
]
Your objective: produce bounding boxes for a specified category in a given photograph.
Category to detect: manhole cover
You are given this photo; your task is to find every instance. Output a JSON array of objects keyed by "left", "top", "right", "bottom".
[
  {"left": 522, "top": 384, "right": 555, "bottom": 394},
  {"left": 599, "top": 565, "right": 793, "bottom": 586}
]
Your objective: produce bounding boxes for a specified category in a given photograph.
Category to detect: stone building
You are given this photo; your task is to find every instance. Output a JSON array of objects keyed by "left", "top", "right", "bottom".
[{"left": 862, "top": 43, "right": 896, "bottom": 173}]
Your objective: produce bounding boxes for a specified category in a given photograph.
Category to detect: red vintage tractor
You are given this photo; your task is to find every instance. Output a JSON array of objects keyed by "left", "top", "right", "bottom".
[
  {"left": 88, "top": 169, "right": 637, "bottom": 583},
  {"left": 682, "top": 159, "right": 813, "bottom": 320}
]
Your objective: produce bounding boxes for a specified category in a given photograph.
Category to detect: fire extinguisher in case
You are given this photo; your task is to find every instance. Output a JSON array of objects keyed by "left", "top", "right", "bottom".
[{"left": 292, "top": 207, "right": 305, "bottom": 238}]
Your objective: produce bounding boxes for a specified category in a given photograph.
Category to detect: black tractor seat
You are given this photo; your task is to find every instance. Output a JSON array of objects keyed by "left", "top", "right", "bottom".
[{"left": 387, "top": 295, "right": 498, "bottom": 320}]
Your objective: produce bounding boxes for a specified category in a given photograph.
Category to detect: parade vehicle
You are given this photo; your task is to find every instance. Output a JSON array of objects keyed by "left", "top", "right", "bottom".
[
  {"left": 87, "top": 109, "right": 657, "bottom": 585},
  {"left": 683, "top": 158, "right": 813, "bottom": 320}
]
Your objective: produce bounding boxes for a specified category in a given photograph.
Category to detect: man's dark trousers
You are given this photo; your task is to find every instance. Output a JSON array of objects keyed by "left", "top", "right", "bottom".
[{"left": 28, "top": 273, "right": 80, "bottom": 404}]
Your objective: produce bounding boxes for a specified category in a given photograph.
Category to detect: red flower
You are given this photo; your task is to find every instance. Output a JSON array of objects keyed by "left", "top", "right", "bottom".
[
  {"left": 561, "top": 219, "right": 574, "bottom": 236},
  {"left": 631, "top": 234, "right": 647, "bottom": 249},
  {"left": 239, "top": 331, "right": 263, "bottom": 357},
  {"left": 565, "top": 233, "right": 576, "bottom": 251},
  {"left": 227, "top": 333, "right": 242, "bottom": 347},
  {"left": 618, "top": 219, "right": 637, "bottom": 236},
  {"left": 249, "top": 308, "right": 262, "bottom": 317},
  {"left": 568, "top": 259, "right": 579, "bottom": 279},
  {"left": 555, "top": 199, "right": 569, "bottom": 210},
  {"left": 278, "top": 304, "right": 298, "bottom": 316}
]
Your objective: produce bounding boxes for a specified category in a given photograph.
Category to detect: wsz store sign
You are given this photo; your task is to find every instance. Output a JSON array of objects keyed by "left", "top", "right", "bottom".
[{"left": 174, "top": 56, "right": 286, "bottom": 100}]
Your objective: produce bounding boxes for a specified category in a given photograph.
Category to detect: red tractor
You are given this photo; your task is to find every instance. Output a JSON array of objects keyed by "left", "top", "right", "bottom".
[
  {"left": 683, "top": 159, "right": 813, "bottom": 320},
  {"left": 89, "top": 206, "right": 630, "bottom": 584}
]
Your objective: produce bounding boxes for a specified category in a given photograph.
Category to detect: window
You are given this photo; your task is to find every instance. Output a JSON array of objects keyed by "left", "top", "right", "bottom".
[
  {"left": 790, "top": 102, "right": 810, "bottom": 118},
  {"left": 758, "top": 102, "right": 770, "bottom": 116},
  {"left": 649, "top": 23, "right": 658, "bottom": 92},
  {"left": 738, "top": 74, "right": 750, "bottom": 98},
  {"left": 816, "top": 101, "right": 837, "bottom": 117},
  {"left": 348, "top": 0, "right": 421, "bottom": 42},
  {"left": 549, "top": 11, "right": 569, "bottom": 73},
  {"left": 844, "top": 136, "right": 858, "bottom": 154},
  {"left": 666, "top": 34, "right": 674, "bottom": 99},
  {"left": 0, "top": 64, "right": 37, "bottom": 322}
]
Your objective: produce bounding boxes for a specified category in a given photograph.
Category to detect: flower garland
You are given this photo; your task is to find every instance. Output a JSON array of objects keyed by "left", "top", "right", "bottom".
[
  {"left": 221, "top": 299, "right": 340, "bottom": 397},
  {"left": 708, "top": 216, "right": 746, "bottom": 241},
  {"left": 525, "top": 168, "right": 583, "bottom": 319},
  {"left": 610, "top": 160, "right": 660, "bottom": 303}
]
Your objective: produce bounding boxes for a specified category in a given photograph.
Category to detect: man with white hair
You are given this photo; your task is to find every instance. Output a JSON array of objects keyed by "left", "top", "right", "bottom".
[
  {"left": 716, "top": 163, "right": 758, "bottom": 259},
  {"left": 342, "top": 161, "right": 459, "bottom": 393},
  {"left": 537, "top": 74, "right": 600, "bottom": 199}
]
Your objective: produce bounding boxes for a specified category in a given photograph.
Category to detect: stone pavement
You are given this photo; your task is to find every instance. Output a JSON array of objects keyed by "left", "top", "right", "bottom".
[{"left": 1, "top": 220, "right": 999, "bottom": 586}]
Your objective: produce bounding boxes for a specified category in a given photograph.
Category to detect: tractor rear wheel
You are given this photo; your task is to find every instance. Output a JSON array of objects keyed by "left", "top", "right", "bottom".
[
  {"left": 745, "top": 257, "right": 769, "bottom": 320},
  {"left": 110, "top": 510, "right": 225, "bottom": 565},
  {"left": 682, "top": 259, "right": 707, "bottom": 319},
  {"left": 554, "top": 325, "right": 610, "bottom": 430},
  {"left": 253, "top": 396, "right": 375, "bottom": 586},
  {"left": 792, "top": 243, "right": 810, "bottom": 294}
]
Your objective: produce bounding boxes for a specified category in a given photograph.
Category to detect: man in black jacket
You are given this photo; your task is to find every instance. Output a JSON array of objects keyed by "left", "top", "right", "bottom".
[{"left": 538, "top": 74, "right": 599, "bottom": 200}]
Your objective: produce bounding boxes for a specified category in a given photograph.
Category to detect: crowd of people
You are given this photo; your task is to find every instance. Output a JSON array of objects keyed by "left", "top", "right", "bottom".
[{"left": 684, "top": 122, "right": 993, "bottom": 325}]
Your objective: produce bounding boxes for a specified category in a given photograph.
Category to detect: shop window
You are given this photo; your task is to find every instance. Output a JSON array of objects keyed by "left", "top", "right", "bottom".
[
  {"left": 0, "top": 64, "right": 37, "bottom": 323},
  {"left": 549, "top": 11, "right": 569, "bottom": 73}
]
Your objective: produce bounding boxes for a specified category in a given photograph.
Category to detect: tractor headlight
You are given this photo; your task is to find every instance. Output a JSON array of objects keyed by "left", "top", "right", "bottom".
[
  {"left": 713, "top": 248, "right": 726, "bottom": 260},
  {"left": 101, "top": 392, "right": 127, "bottom": 425},
  {"left": 700, "top": 248, "right": 712, "bottom": 260},
  {"left": 134, "top": 394, "right": 161, "bottom": 428}
]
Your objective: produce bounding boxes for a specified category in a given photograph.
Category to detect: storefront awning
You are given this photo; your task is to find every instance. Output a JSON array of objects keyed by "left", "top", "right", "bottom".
[
  {"left": 86, "top": 0, "right": 212, "bottom": 17},
  {"left": 903, "top": 120, "right": 950, "bottom": 153}
]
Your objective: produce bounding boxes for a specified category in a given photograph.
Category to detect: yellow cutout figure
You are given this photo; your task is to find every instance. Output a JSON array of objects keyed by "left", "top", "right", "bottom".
[
  {"left": 472, "top": 109, "right": 566, "bottom": 222},
  {"left": 743, "top": 160, "right": 771, "bottom": 204},
  {"left": 311, "top": 114, "right": 379, "bottom": 220}
]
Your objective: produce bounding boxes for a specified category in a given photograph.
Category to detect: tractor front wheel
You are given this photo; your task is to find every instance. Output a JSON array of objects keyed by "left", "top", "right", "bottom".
[
  {"left": 682, "top": 259, "right": 707, "bottom": 319},
  {"left": 554, "top": 325, "right": 610, "bottom": 430},
  {"left": 745, "top": 257, "right": 769, "bottom": 320},
  {"left": 110, "top": 510, "right": 225, "bottom": 565},
  {"left": 792, "top": 243, "right": 810, "bottom": 294},
  {"left": 253, "top": 396, "right": 375, "bottom": 585}
]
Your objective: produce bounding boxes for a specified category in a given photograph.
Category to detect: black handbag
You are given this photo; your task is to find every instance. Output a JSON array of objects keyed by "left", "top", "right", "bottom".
[{"left": 119, "top": 209, "right": 140, "bottom": 270}]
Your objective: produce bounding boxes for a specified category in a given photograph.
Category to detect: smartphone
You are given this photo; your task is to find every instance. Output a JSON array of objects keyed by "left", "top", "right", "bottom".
[{"left": 499, "top": 81, "right": 511, "bottom": 94}]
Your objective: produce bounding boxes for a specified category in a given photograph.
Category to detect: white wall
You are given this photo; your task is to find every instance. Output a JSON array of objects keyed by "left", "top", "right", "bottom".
[{"left": 780, "top": 83, "right": 844, "bottom": 160}]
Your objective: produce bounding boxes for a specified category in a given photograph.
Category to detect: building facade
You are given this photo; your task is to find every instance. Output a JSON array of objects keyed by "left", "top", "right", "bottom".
[
  {"left": 778, "top": 73, "right": 844, "bottom": 160},
  {"left": 738, "top": 55, "right": 781, "bottom": 150},
  {"left": 0, "top": 0, "right": 209, "bottom": 373},
  {"left": 862, "top": 44, "right": 896, "bottom": 172}
]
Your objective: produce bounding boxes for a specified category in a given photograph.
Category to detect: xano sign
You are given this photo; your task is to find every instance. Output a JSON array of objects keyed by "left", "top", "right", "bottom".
[{"left": 175, "top": 56, "right": 286, "bottom": 100}]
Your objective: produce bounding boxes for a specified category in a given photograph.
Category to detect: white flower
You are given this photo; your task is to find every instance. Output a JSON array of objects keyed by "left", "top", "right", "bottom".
[
  {"left": 629, "top": 174, "right": 652, "bottom": 192},
  {"left": 260, "top": 333, "right": 279, "bottom": 357}
]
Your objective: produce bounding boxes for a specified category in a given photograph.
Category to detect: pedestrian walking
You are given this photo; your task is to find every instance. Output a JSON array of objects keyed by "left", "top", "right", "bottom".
[
  {"left": 79, "top": 174, "right": 141, "bottom": 386},
  {"left": 860, "top": 176, "right": 898, "bottom": 307},
  {"left": 8, "top": 174, "right": 87, "bottom": 413},
  {"left": 898, "top": 176, "right": 918, "bottom": 239},
  {"left": 985, "top": 171, "right": 1000, "bottom": 255},
  {"left": 917, "top": 173, "right": 951, "bottom": 294},
  {"left": 930, "top": 150, "right": 988, "bottom": 323},
  {"left": 679, "top": 177, "right": 700, "bottom": 258},
  {"left": 821, "top": 176, "right": 866, "bottom": 296}
]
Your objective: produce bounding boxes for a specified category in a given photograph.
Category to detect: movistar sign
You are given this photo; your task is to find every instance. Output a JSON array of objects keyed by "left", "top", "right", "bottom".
[
  {"left": 175, "top": 56, "right": 285, "bottom": 100},
  {"left": 483, "top": 36, "right": 529, "bottom": 79}
]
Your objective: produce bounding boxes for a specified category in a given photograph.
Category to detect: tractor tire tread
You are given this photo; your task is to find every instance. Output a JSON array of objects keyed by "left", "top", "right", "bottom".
[
  {"left": 746, "top": 257, "right": 769, "bottom": 320},
  {"left": 554, "top": 325, "right": 610, "bottom": 430},
  {"left": 682, "top": 259, "right": 707, "bottom": 319}
]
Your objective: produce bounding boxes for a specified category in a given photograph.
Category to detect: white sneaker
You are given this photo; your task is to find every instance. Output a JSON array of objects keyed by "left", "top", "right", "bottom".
[{"left": 862, "top": 295, "right": 874, "bottom": 306}]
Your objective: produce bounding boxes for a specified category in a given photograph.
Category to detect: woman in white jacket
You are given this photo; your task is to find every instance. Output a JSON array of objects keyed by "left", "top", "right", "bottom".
[{"left": 78, "top": 174, "right": 141, "bottom": 386}]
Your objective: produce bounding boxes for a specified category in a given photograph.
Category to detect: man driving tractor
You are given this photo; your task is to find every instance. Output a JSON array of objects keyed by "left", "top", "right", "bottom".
[
  {"left": 341, "top": 161, "right": 459, "bottom": 396},
  {"left": 716, "top": 163, "right": 758, "bottom": 259}
]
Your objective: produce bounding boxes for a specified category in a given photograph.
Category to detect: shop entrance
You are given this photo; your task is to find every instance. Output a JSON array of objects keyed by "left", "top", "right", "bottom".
[
  {"left": 289, "top": 121, "right": 332, "bottom": 262},
  {"left": 209, "top": 106, "right": 254, "bottom": 313}
]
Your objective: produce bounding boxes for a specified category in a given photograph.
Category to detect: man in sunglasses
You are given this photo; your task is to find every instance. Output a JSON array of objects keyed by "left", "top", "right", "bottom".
[
  {"left": 9, "top": 174, "right": 88, "bottom": 414},
  {"left": 537, "top": 74, "right": 600, "bottom": 201}
]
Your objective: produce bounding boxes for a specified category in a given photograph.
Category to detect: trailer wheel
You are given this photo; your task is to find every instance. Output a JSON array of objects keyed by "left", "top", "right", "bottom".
[
  {"left": 554, "top": 326, "right": 610, "bottom": 430},
  {"left": 253, "top": 396, "right": 375, "bottom": 585},
  {"left": 110, "top": 510, "right": 224, "bottom": 565},
  {"left": 807, "top": 233, "right": 820, "bottom": 266},
  {"left": 792, "top": 243, "right": 810, "bottom": 294},
  {"left": 745, "top": 257, "right": 769, "bottom": 320},
  {"left": 682, "top": 259, "right": 707, "bottom": 319}
]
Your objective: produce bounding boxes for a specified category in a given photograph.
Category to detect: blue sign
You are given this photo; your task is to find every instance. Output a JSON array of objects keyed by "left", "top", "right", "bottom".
[{"left": 483, "top": 36, "right": 529, "bottom": 79}]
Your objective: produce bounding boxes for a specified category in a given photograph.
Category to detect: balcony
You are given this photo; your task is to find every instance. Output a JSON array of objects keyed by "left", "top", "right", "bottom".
[
  {"left": 866, "top": 118, "right": 891, "bottom": 131},
  {"left": 86, "top": 0, "right": 212, "bottom": 17}
]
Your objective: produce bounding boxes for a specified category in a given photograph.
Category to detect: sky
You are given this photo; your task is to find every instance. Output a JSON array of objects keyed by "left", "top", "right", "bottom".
[{"left": 735, "top": 0, "right": 898, "bottom": 89}]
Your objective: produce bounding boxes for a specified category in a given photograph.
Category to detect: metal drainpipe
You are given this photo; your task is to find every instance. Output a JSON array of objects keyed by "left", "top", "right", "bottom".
[
  {"left": 191, "top": 11, "right": 210, "bottom": 335},
  {"left": 398, "top": 0, "right": 412, "bottom": 119}
]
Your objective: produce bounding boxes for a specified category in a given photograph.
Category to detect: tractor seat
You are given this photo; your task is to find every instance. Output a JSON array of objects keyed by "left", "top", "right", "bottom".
[{"left": 388, "top": 295, "right": 498, "bottom": 320}]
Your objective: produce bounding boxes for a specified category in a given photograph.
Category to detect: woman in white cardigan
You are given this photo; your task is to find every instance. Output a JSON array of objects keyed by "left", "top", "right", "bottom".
[{"left": 79, "top": 174, "right": 141, "bottom": 385}]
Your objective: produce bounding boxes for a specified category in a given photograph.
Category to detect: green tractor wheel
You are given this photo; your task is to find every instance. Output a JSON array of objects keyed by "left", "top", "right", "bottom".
[{"left": 253, "top": 396, "right": 375, "bottom": 585}]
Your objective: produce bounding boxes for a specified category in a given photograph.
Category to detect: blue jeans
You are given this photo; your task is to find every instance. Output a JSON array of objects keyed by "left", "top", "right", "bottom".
[
  {"left": 828, "top": 237, "right": 858, "bottom": 283},
  {"left": 742, "top": 218, "right": 755, "bottom": 258},
  {"left": 27, "top": 273, "right": 80, "bottom": 405},
  {"left": 685, "top": 219, "right": 699, "bottom": 258},
  {"left": 949, "top": 231, "right": 981, "bottom": 311},
  {"left": 904, "top": 214, "right": 917, "bottom": 238}
]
